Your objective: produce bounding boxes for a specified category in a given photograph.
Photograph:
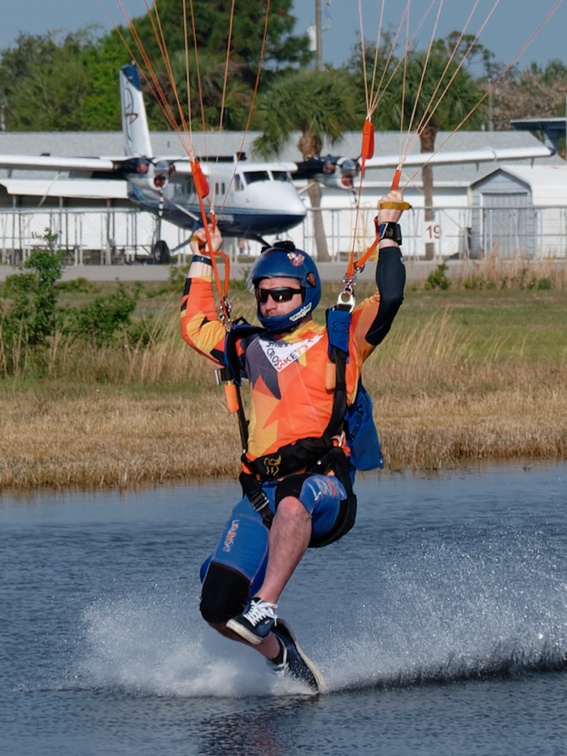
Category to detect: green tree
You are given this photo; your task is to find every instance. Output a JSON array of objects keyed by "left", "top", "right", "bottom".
[
  {"left": 0, "top": 29, "right": 103, "bottom": 131},
  {"left": 108, "top": 0, "right": 313, "bottom": 129},
  {"left": 253, "top": 69, "right": 359, "bottom": 261},
  {"left": 0, "top": 1, "right": 312, "bottom": 132},
  {"left": 80, "top": 35, "right": 133, "bottom": 130},
  {"left": 143, "top": 48, "right": 255, "bottom": 131},
  {"left": 0, "top": 231, "right": 64, "bottom": 376},
  {"left": 127, "top": 0, "right": 311, "bottom": 71}
]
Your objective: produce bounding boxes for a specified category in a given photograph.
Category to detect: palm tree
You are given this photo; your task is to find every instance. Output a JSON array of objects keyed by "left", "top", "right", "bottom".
[{"left": 253, "top": 69, "right": 359, "bottom": 261}]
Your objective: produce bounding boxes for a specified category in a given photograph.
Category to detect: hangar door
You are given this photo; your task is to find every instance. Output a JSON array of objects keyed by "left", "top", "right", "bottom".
[{"left": 481, "top": 191, "right": 535, "bottom": 258}]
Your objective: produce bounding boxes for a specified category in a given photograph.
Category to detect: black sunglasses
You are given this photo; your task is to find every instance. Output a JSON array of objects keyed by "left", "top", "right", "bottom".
[{"left": 255, "top": 287, "right": 303, "bottom": 304}]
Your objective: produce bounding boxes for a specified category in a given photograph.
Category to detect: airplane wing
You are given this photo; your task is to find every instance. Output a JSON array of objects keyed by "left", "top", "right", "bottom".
[
  {"left": 364, "top": 145, "right": 555, "bottom": 169},
  {"left": 0, "top": 152, "right": 299, "bottom": 178},
  {"left": 169, "top": 159, "right": 299, "bottom": 177},
  {"left": 0, "top": 155, "right": 117, "bottom": 172},
  {"left": 283, "top": 144, "right": 555, "bottom": 190}
]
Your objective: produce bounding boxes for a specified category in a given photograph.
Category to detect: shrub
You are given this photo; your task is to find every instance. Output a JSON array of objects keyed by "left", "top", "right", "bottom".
[
  {"left": 425, "top": 263, "right": 451, "bottom": 290},
  {"left": 62, "top": 283, "right": 140, "bottom": 346},
  {"left": 57, "top": 277, "right": 99, "bottom": 294}
]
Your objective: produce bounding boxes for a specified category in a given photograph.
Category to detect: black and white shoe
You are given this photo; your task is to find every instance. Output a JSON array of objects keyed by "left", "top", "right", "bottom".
[
  {"left": 270, "top": 619, "right": 325, "bottom": 693},
  {"left": 226, "top": 597, "right": 278, "bottom": 645}
]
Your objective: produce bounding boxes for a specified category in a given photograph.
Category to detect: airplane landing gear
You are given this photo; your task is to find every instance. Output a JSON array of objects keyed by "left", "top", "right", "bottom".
[{"left": 152, "top": 239, "right": 170, "bottom": 265}]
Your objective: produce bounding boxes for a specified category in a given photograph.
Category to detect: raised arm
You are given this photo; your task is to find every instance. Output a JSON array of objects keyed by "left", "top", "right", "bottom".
[
  {"left": 179, "top": 224, "right": 227, "bottom": 366},
  {"left": 365, "top": 189, "right": 407, "bottom": 347}
]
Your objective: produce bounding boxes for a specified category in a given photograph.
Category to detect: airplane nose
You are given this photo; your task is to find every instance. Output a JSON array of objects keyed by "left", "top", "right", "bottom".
[
  {"left": 244, "top": 181, "right": 307, "bottom": 236},
  {"left": 244, "top": 181, "right": 306, "bottom": 219}
]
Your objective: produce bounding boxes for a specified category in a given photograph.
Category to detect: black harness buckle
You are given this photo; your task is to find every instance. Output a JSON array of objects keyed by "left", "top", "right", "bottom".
[{"left": 239, "top": 471, "right": 274, "bottom": 527}]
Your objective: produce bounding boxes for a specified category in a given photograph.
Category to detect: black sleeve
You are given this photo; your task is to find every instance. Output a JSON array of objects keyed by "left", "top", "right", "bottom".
[{"left": 365, "top": 245, "right": 406, "bottom": 347}]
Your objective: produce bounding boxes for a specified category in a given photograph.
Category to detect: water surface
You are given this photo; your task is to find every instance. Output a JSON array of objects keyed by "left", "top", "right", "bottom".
[{"left": 1, "top": 464, "right": 566, "bottom": 755}]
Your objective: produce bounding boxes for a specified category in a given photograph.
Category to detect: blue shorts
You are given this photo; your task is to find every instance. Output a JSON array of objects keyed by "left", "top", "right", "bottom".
[{"left": 200, "top": 473, "right": 347, "bottom": 596}]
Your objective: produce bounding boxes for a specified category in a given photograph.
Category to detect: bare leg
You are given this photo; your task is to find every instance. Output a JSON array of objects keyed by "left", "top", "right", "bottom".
[
  {"left": 208, "top": 496, "right": 311, "bottom": 660},
  {"left": 256, "top": 495, "right": 312, "bottom": 605},
  {"left": 209, "top": 621, "right": 281, "bottom": 659}
]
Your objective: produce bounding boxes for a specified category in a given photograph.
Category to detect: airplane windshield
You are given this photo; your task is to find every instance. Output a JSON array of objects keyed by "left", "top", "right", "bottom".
[
  {"left": 271, "top": 171, "right": 291, "bottom": 182},
  {"left": 243, "top": 171, "right": 270, "bottom": 184}
]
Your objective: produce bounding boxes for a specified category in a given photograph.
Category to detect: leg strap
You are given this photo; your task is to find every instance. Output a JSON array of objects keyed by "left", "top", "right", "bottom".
[{"left": 239, "top": 471, "right": 274, "bottom": 527}]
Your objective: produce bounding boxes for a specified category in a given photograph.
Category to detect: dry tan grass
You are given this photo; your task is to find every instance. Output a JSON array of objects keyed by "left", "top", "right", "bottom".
[
  {"left": 377, "top": 381, "right": 567, "bottom": 472},
  {"left": 0, "top": 388, "right": 241, "bottom": 490},
  {"left": 1, "top": 362, "right": 565, "bottom": 491},
  {"left": 365, "top": 309, "right": 567, "bottom": 470},
  {"left": 452, "top": 254, "right": 567, "bottom": 290}
]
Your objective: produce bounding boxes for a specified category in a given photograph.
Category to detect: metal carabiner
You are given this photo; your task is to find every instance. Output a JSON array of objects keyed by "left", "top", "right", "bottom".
[
  {"left": 219, "top": 297, "right": 233, "bottom": 330},
  {"left": 336, "top": 289, "right": 355, "bottom": 312},
  {"left": 337, "top": 277, "right": 356, "bottom": 312}
]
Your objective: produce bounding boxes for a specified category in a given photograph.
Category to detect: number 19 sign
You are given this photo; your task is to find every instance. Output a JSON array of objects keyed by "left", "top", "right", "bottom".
[{"left": 424, "top": 222, "right": 441, "bottom": 242}]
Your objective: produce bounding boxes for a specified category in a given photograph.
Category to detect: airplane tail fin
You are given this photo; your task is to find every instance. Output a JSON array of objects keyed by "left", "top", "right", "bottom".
[{"left": 120, "top": 63, "right": 153, "bottom": 158}]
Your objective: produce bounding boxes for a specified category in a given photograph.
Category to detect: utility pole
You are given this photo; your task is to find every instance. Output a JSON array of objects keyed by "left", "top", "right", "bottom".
[{"left": 315, "top": 0, "right": 323, "bottom": 71}]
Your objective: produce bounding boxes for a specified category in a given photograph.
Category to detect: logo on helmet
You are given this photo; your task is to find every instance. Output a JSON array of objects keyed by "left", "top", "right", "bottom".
[
  {"left": 288, "top": 303, "right": 313, "bottom": 322},
  {"left": 287, "top": 252, "right": 305, "bottom": 267}
]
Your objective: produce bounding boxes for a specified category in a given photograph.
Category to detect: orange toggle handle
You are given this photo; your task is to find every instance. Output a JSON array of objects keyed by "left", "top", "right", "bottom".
[
  {"left": 361, "top": 119, "right": 375, "bottom": 161},
  {"left": 391, "top": 167, "right": 402, "bottom": 191},
  {"left": 191, "top": 159, "right": 210, "bottom": 199}
]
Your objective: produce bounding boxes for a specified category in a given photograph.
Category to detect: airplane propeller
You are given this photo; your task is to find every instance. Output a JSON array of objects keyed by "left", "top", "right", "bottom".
[{"left": 292, "top": 154, "right": 361, "bottom": 190}]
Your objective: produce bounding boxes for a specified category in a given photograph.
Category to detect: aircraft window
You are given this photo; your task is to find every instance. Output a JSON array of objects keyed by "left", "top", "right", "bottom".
[
  {"left": 271, "top": 171, "right": 291, "bottom": 182},
  {"left": 234, "top": 175, "right": 243, "bottom": 191},
  {"left": 244, "top": 171, "right": 270, "bottom": 184}
]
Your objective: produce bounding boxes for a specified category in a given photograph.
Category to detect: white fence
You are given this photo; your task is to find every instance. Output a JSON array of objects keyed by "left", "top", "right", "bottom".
[
  {"left": 1, "top": 204, "right": 567, "bottom": 264},
  {"left": 0, "top": 207, "right": 187, "bottom": 265},
  {"left": 296, "top": 205, "right": 567, "bottom": 260}
]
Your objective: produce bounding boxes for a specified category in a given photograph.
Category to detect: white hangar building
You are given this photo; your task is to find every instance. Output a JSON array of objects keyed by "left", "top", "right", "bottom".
[
  {"left": 469, "top": 165, "right": 567, "bottom": 259},
  {"left": 0, "top": 129, "right": 563, "bottom": 263}
]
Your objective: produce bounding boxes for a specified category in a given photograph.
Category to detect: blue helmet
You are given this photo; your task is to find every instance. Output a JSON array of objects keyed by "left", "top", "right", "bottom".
[{"left": 246, "top": 242, "right": 321, "bottom": 332}]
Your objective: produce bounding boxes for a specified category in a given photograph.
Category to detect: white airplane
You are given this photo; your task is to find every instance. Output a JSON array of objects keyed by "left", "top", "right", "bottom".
[{"left": 0, "top": 62, "right": 556, "bottom": 262}]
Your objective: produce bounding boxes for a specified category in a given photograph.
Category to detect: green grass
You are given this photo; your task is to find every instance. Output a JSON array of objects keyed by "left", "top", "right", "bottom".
[
  {"left": 394, "top": 288, "right": 567, "bottom": 364},
  {"left": 2, "top": 272, "right": 566, "bottom": 385},
  {"left": 49, "top": 281, "right": 567, "bottom": 365}
]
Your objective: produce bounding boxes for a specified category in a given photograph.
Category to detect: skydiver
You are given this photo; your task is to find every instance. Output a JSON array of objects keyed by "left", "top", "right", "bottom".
[{"left": 180, "top": 190, "right": 407, "bottom": 692}]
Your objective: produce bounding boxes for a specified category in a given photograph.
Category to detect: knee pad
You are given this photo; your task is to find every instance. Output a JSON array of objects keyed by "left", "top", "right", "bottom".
[{"left": 199, "top": 561, "right": 250, "bottom": 624}]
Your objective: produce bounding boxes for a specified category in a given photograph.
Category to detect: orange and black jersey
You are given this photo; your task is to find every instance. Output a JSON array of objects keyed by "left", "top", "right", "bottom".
[{"left": 180, "top": 247, "right": 405, "bottom": 463}]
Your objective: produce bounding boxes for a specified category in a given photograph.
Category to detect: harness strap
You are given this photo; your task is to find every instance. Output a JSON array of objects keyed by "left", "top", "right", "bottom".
[
  {"left": 222, "top": 319, "right": 266, "bottom": 451},
  {"left": 239, "top": 471, "right": 274, "bottom": 528},
  {"left": 308, "top": 447, "right": 357, "bottom": 549},
  {"left": 225, "top": 313, "right": 356, "bottom": 543},
  {"left": 243, "top": 341, "right": 348, "bottom": 481}
]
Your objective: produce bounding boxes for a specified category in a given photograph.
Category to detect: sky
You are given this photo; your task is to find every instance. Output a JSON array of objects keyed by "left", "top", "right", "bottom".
[{"left": 1, "top": 0, "right": 566, "bottom": 71}]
